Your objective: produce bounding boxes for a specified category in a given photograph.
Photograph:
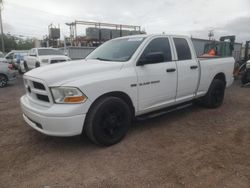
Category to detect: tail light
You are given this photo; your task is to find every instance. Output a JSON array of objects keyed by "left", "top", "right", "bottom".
[{"left": 8, "top": 64, "right": 14, "bottom": 70}]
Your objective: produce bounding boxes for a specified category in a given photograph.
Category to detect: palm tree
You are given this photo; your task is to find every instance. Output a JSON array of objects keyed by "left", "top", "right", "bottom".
[{"left": 0, "top": 0, "right": 5, "bottom": 53}]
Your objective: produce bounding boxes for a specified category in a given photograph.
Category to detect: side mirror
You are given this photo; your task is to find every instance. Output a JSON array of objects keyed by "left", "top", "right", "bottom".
[{"left": 138, "top": 52, "right": 164, "bottom": 65}]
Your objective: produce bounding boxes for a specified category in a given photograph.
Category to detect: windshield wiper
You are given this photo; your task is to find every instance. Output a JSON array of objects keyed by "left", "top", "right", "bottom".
[{"left": 94, "top": 57, "right": 112, "bottom": 61}]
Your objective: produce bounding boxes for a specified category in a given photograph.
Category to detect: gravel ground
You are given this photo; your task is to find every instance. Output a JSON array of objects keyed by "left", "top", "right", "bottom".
[{"left": 0, "top": 75, "right": 250, "bottom": 188}]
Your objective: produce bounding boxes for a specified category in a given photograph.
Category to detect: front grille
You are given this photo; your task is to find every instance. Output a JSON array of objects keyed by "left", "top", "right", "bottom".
[
  {"left": 36, "top": 94, "right": 50, "bottom": 102},
  {"left": 51, "top": 59, "right": 66, "bottom": 64},
  {"left": 33, "top": 81, "right": 45, "bottom": 90},
  {"left": 24, "top": 78, "right": 51, "bottom": 104}
]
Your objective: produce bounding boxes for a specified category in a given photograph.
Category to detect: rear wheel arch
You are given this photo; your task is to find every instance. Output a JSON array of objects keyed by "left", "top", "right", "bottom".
[
  {"left": 206, "top": 72, "right": 226, "bottom": 91},
  {"left": 213, "top": 72, "right": 226, "bottom": 85},
  {"left": 199, "top": 73, "right": 227, "bottom": 108}
]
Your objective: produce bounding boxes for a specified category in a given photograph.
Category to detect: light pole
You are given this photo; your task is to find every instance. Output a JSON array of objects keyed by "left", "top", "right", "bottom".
[{"left": 0, "top": 0, "right": 5, "bottom": 53}]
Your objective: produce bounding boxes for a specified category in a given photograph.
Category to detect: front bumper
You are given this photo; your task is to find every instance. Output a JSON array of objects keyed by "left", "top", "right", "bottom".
[{"left": 20, "top": 95, "right": 86, "bottom": 136}]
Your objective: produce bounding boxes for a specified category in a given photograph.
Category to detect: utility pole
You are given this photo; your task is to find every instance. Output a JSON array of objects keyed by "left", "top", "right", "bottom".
[
  {"left": 0, "top": 0, "right": 5, "bottom": 53},
  {"left": 208, "top": 30, "right": 214, "bottom": 41}
]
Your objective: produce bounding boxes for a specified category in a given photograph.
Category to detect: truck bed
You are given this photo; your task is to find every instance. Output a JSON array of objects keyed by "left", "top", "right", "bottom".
[{"left": 197, "top": 57, "right": 235, "bottom": 96}]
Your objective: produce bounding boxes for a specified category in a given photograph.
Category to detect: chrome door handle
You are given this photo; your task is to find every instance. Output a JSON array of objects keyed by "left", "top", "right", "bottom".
[
  {"left": 166, "top": 68, "right": 176, "bottom": 72},
  {"left": 190, "top": 65, "right": 198, "bottom": 69}
]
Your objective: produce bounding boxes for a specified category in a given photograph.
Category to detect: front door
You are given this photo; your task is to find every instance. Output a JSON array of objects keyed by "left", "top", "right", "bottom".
[{"left": 136, "top": 37, "right": 177, "bottom": 113}]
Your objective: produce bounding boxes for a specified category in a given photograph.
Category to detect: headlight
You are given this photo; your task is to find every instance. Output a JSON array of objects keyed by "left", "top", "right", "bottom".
[
  {"left": 41, "top": 59, "right": 49, "bottom": 63},
  {"left": 50, "top": 87, "right": 87, "bottom": 104}
]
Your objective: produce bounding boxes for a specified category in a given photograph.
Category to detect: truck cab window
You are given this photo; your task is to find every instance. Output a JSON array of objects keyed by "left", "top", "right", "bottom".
[
  {"left": 140, "top": 38, "right": 172, "bottom": 64},
  {"left": 173, "top": 38, "right": 192, "bottom": 60}
]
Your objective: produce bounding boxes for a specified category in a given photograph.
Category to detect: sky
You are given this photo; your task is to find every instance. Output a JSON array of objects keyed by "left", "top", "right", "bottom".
[{"left": 2, "top": 0, "right": 250, "bottom": 43}]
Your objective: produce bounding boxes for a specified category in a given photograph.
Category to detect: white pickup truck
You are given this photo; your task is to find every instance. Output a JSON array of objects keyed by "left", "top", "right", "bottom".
[
  {"left": 20, "top": 34, "right": 234, "bottom": 146},
  {"left": 21, "top": 48, "right": 70, "bottom": 72}
]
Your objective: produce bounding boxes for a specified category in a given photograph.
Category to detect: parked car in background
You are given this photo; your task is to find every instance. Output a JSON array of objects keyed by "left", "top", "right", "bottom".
[
  {"left": 0, "top": 62, "right": 17, "bottom": 88},
  {"left": 21, "top": 34, "right": 234, "bottom": 146},
  {"left": 60, "top": 46, "right": 95, "bottom": 60},
  {"left": 2, "top": 50, "right": 28, "bottom": 68},
  {"left": 3, "top": 51, "right": 14, "bottom": 64},
  {"left": 23, "top": 48, "right": 71, "bottom": 71},
  {"left": 13, "top": 51, "right": 28, "bottom": 69}
]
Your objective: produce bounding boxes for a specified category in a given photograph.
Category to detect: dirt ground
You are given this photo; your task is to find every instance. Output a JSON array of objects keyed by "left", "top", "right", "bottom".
[{"left": 0, "top": 76, "right": 250, "bottom": 188}]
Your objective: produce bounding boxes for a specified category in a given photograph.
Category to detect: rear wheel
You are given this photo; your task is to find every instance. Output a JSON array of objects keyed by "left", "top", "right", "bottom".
[
  {"left": 200, "top": 79, "right": 226, "bottom": 108},
  {"left": 0, "top": 74, "right": 8, "bottom": 88},
  {"left": 85, "top": 97, "right": 132, "bottom": 146}
]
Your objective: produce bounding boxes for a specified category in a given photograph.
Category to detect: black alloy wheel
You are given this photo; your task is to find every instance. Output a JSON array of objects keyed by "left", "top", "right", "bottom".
[{"left": 85, "top": 97, "right": 132, "bottom": 146}]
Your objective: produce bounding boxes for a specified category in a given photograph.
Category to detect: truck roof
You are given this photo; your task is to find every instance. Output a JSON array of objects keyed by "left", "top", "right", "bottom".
[{"left": 117, "top": 34, "right": 189, "bottom": 40}]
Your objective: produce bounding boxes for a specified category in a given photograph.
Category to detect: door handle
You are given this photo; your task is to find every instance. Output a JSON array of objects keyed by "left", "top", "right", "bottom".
[
  {"left": 166, "top": 68, "right": 176, "bottom": 73},
  {"left": 190, "top": 65, "right": 198, "bottom": 69}
]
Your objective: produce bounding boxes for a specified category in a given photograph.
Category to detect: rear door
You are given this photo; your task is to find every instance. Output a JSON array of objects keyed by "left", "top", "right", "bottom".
[
  {"left": 172, "top": 37, "right": 199, "bottom": 102},
  {"left": 136, "top": 37, "right": 177, "bottom": 113}
]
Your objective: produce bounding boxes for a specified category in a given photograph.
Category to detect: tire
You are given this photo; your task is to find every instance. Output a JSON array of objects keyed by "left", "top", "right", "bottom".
[
  {"left": 84, "top": 97, "right": 132, "bottom": 146},
  {"left": 201, "top": 79, "right": 226, "bottom": 108},
  {"left": 239, "top": 63, "right": 246, "bottom": 75},
  {"left": 24, "top": 61, "right": 29, "bottom": 72},
  {"left": 35, "top": 62, "right": 40, "bottom": 68},
  {"left": 0, "top": 74, "right": 8, "bottom": 88},
  {"left": 241, "top": 71, "right": 249, "bottom": 85},
  {"left": 18, "top": 66, "right": 24, "bottom": 74}
]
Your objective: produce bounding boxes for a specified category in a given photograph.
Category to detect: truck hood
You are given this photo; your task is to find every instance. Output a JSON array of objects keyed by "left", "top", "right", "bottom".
[{"left": 24, "top": 59, "right": 123, "bottom": 86}]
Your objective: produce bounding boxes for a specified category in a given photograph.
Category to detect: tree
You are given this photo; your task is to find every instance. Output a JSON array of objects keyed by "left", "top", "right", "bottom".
[
  {"left": 16, "top": 38, "right": 33, "bottom": 50},
  {"left": 0, "top": 34, "right": 16, "bottom": 52},
  {"left": 0, "top": 34, "right": 34, "bottom": 52}
]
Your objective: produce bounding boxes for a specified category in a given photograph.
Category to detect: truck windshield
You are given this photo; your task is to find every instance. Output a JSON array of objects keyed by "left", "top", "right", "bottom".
[
  {"left": 38, "top": 49, "right": 63, "bottom": 56},
  {"left": 86, "top": 37, "right": 145, "bottom": 62}
]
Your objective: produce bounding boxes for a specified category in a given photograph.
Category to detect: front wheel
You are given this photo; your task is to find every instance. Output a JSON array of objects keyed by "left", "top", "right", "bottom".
[
  {"left": 200, "top": 79, "right": 226, "bottom": 108},
  {"left": 84, "top": 97, "right": 132, "bottom": 146}
]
